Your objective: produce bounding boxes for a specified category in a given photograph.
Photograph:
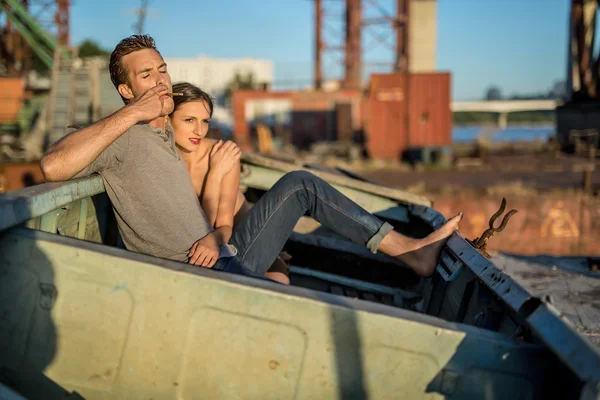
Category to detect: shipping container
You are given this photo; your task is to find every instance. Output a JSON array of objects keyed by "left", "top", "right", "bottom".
[
  {"left": 233, "top": 90, "right": 364, "bottom": 150},
  {"left": 365, "top": 72, "right": 451, "bottom": 161},
  {"left": 233, "top": 78, "right": 449, "bottom": 157},
  {"left": 232, "top": 91, "right": 293, "bottom": 149},
  {"left": 291, "top": 92, "right": 334, "bottom": 147},
  {"left": 291, "top": 90, "right": 362, "bottom": 148},
  {"left": 0, "top": 77, "right": 25, "bottom": 125},
  {"left": 366, "top": 74, "right": 409, "bottom": 160},
  {"left": 408, "top": 73, "right": 452, "bottom": 149},
  {"left": 335, "top": 102, "right": 354, "bottom": 142}
]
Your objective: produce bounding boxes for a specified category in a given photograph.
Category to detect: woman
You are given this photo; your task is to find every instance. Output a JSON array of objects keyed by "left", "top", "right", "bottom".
[{"left": 169, "top": 82, "right": 291, "bottom": 284}]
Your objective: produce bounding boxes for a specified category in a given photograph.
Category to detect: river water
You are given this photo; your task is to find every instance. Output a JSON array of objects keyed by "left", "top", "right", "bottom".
[{"left": 452, "top": 125, "right": 555, "bottom": 143}]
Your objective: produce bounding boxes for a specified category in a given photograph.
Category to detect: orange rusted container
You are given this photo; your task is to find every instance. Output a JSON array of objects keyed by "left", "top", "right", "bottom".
[
  {"left": 365, "top": 74, "right": 409, "bottom": 160},
  {"left": 365, "top": 72, "right": 451, "bottom": 160},
  {"left": 407, "top": 73, "right": 452, "bottom": 148},
  {"left": 0, "top": 77, "right": 26, "bottom": 124},
  {"left": 0, "top": 162, "right": 44, "bottom": 193}
]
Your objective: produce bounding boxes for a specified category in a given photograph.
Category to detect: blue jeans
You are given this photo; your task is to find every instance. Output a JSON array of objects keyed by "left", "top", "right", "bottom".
[{"left": 213, "top": 171, "right": 393, "bottom": 277}]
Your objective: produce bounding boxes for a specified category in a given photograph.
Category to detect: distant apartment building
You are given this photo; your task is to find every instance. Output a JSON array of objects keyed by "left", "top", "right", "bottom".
[{"left": 164, "top": 56, "right": 274, "bottom": 104}]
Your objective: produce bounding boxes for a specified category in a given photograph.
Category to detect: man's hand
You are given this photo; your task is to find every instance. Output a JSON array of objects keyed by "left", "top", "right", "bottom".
[
  {"left": 188, "top": 232, "right": 220, "bottom": 268},
  {"left": 127, "top": 84, "right": 174, "bottom": 122}
]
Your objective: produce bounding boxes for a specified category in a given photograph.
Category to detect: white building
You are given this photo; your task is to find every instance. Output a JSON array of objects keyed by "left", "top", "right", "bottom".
[{"left": 164, "top": 56, "right": 273, "bottom": 104}]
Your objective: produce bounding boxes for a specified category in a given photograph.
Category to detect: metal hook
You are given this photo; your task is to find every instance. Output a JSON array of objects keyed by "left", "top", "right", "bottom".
[
  {"left": 487, "top": 198, "right": 518, "bottom": 234},
  {"left": 471, "top": 198, "right": 518, "bottom": 258}
]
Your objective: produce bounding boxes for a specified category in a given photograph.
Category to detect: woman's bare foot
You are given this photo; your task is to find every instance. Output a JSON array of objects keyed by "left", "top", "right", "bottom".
[
  {"left": 264, "top": 256, "right": 291, "bottom": 285},
  {"left": 379, "top": 213, "right": 463, "bottom": 277},
  {"left": 265, "top": 271, "right": 291, "bottom": 285}
]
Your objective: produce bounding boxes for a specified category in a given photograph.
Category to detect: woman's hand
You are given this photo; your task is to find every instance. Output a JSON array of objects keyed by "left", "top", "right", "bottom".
[
  {"left": 188, "top": 232, "right": 220, "bottom": 268},
  {"left": 209, "top": 140, "right": 241, "bottom": 180}
]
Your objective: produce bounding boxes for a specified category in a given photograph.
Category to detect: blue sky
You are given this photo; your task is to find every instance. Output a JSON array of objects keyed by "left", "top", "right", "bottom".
[{"left": 71, "top": 0, "right": 570, "bottom": 101}]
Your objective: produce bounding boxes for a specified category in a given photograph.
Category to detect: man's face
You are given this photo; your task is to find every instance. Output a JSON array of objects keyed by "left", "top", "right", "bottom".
[{"left": 119, "top": 48, "right": 174, "bottom": 110}]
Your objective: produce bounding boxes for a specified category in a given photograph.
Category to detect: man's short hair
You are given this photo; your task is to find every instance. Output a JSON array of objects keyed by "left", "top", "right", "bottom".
[{"left": 109, "top": 34, "right": 161, "bottom": 103}]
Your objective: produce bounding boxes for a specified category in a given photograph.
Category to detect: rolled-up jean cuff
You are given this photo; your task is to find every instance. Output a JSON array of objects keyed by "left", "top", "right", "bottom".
[{"left": 366, "top": 222, "right": 394, "bottom": 253}]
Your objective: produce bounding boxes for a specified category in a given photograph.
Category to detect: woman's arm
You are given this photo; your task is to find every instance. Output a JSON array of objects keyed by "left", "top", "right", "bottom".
[
  {"left": 211, "top": 160, "right": 241, "bottom": 245},
  {"left": 200, "top": 142, "right": 223, "bottom": 228},
  {"left": 200, "top": 140, "right": 241, "bottom": 230}
]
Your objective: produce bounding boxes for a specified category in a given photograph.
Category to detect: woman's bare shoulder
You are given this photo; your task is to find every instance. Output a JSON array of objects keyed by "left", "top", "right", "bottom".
[
  {"left": 195, "top": 138, "right": 219, "bottom": 160},
  {"left": 203, "top": 138, "right": 220, "bottom": 148}
]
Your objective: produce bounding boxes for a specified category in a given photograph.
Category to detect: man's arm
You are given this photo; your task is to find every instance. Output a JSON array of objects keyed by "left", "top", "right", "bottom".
[
  {"left": 41, "top": 84, "right": 171, "bottom": 181},
  {"left": 41, "top": 107, "right": 139, "bottom": 181}
]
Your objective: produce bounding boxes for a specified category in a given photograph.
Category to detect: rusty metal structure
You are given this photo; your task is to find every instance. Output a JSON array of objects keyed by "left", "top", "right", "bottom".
[
  {"left": 567, "top": 0, "right": 600, "bottom": 102},
  {"left": 313, "top": 0, "right": 410, "bottom": 90},
  {"left": 0, "top": 0, "right": 69, "bottom": 75},
  {"left": 343, "top": 0, "right": 361, "bottom": 89},
  {"left": 55, "top": 0, "right": 69, "bottom": 45},
  {"left": 395, "top": 0, "right": 409, "bottom": 73},
  {"left": 313, "top": 0, "right": 344, "bottom": 90},
  {"left": 557, "top": 0, "right": 600, "bottom": 151}
]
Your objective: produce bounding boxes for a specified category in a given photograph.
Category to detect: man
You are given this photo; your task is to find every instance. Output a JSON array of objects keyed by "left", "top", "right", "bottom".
[{"left": 41, "top": 35, "right": 461, "bottom": 281}]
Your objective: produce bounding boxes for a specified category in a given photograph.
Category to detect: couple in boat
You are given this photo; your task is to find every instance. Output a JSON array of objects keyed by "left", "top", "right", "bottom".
[{"left": 40, "top": 34, "right": 462, "bottom": 284}]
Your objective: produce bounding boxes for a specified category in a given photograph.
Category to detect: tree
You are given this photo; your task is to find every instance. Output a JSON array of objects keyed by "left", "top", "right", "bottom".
[
  {"left": 485, "top": 86, "right": 503, "bottom": 101},
  {"left": 549, "top": 80, "right": 567, "bottom": 99},
  {"left": 78, "top": 39, "right": 110, "bottom": 58},
  {"left": 223, "top": 71, "right": 258, "bottom": 105}
]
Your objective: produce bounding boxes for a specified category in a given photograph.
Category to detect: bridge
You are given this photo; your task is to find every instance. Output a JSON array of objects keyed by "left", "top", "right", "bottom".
[{"left": 451, "top": 99, "right": 561, "bottom": 129}]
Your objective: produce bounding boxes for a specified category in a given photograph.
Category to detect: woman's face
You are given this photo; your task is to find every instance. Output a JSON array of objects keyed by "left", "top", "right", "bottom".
[{"left": 171, "top": 101, "right": 211, "bottom": 153}]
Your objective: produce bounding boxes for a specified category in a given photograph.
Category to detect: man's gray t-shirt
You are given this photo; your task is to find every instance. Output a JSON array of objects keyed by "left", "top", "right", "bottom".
[{"left": 75, "top": 122, "right": 236, "bottom": 262}]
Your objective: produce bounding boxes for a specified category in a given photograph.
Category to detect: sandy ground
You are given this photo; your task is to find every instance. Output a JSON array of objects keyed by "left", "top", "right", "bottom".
[{"left": 358, "top": 154, "right": 598, "bottom": 192}]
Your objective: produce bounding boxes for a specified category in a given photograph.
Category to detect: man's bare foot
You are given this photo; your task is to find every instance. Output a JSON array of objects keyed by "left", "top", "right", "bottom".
[
  {"left": 401, "top": 213, "right": 462, "bottom": 276},
  {"left": 379, "top": 213, "right": 463, "bottom": 277}
]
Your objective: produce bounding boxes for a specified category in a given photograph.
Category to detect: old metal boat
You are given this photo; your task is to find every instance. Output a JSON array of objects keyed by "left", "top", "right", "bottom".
[{"left": 1, "top": 153, "right": 599, "bottom": 399}]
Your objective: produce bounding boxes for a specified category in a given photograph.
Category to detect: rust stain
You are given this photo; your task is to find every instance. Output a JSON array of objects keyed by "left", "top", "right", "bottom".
[
  {"left": 269, "top": 360, "right": 280, "bottom": 370},
  {"left": 426, "top": 192, "right": 598, "bottom": 256}
]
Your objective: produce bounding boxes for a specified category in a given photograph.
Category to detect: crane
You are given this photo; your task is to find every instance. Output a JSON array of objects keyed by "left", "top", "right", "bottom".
[
  {"left": 0, "top": 0, "right": 70, "bottom": 72},
  {"left": 132, "top": 0, "right": 151, "bottom": 35}
]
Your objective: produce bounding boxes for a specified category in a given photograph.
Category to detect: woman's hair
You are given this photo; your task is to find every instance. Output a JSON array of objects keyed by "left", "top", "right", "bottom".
[{"left": 171, "top": 82, "right": 214, "bottom": 117}]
